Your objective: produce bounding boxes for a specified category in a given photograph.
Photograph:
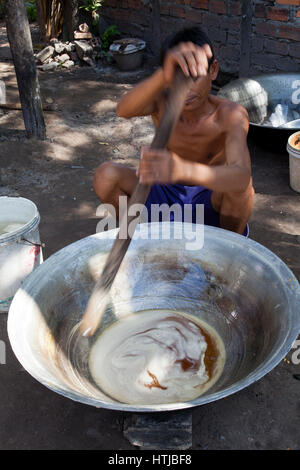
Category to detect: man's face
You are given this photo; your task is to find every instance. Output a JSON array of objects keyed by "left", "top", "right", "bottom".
[{"left": 184, "top": 59, "right": 219, "bottom": 110}]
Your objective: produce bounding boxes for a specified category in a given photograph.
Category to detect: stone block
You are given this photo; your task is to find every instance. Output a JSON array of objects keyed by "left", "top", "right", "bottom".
[{"left": 36, "top": 46, "right": 54, "bottom": 64}]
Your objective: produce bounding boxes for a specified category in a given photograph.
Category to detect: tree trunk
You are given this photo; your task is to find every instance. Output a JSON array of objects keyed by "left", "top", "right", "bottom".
[
  {"left": 36, "top": 0, "right": 46, "bottom": 43},
  {"left": 64, "top": 0, "right": 79, "bottom": 42},
  {"left": 5, "top": 0, "right": 46, "bottom": 140},
  {"left": 36, "top": 0, "right": 64, "bottom": 42}
]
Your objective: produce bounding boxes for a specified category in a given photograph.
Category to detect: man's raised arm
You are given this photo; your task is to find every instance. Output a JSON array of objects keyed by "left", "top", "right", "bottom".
[
  {"left": 116, "top": 68, "right": 166, "bottom": 119},
  {"left": 116, "top": 42, "right": 213, "bottom": 120}
]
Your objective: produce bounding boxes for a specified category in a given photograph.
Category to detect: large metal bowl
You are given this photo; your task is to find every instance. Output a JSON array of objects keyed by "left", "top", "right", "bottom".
[
  {"left": 218, "top": 73, "right": 300, "bottom": 151},
  {"left": 7, "top": 222, "right": 300, "bottom": 412}
]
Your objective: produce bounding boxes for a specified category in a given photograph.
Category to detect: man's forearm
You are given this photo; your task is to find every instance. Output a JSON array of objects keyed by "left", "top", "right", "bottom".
[
  {"left": 180, "top": 159, "right": 251, "bottom": 193},
  {"left": 116, "top": 68, "right": 166, "bottom": 119}
]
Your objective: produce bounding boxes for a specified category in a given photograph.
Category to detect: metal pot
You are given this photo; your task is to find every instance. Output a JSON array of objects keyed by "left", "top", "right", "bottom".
[
  {"left": 218, "top": 73, "right": 300, "bottom": 152},
  {"left": 109, "top": 38, "right": 146, "bottom": 71},
  {"left": 7, "top": 222, "right": 300, "bottom": 412}
]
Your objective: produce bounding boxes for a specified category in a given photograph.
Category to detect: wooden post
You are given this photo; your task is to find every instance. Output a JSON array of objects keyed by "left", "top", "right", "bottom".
[
  {"left": 151, "top": 0, "right": 161, "bottom": 60},
  {"left": 5, "top": 0, "right": 46, "bottom": 140},
  {"left": 239, "top": 0, "right": 253, "bottom": 77}
]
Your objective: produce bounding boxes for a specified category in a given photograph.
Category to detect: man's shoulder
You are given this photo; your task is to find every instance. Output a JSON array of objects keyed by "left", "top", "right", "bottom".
[{"left": 215, "top": 96, "right": 249, "bottom": 129}]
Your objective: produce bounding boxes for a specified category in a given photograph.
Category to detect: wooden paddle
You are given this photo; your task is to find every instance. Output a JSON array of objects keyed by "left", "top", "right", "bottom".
[{"left": 80, "top": 67, "right": 193, "bottom": 336}]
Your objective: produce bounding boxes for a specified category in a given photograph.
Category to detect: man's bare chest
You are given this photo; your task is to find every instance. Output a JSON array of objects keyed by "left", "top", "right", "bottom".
[{"left": 167, "top": 121, "right": 225, "bottom": 164}]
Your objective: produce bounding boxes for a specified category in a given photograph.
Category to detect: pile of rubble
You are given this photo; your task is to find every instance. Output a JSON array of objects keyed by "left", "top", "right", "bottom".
[{"left": 35, "top": 23, "right": 102, "bottom": 71}]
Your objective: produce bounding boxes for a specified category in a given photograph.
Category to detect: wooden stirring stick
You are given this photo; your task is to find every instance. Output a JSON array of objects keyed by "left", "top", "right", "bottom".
[{"left": 80, "top": 68, "right": 193, "bottom": 337}]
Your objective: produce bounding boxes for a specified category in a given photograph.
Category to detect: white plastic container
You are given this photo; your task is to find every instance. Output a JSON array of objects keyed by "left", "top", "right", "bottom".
[
  {"left": 287, "top": 131, "right": 300, "bottom": 193},
  {"left": 0, "top": 197, "right": 43, "bottom": 312}
]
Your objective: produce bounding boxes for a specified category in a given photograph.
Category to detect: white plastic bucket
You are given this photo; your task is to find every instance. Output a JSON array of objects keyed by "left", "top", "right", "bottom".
[
  {"left": 0, "top": 197, "right": 43, "bottom": 312},
  {"left": 287, "top": 131, "right": 300, "bottom": 193}
]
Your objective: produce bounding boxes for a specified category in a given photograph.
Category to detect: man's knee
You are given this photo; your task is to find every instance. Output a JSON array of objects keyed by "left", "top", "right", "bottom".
[{"left": 93, "top": 161, "right": 122, "bottom": 200}]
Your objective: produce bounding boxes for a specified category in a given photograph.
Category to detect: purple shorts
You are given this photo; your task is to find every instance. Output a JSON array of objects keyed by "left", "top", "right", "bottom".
[{"left": 144, "top": 183, "right": 249, "bottom": 237}]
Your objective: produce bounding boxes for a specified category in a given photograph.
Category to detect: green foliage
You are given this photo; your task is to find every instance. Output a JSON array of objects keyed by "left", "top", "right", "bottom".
[
  {"left": 25, "top": 1, "right": 37, "bottom": 23},
  {"left": 79, "top": 0, "right": 103, "bottom": 35},
  {"left": 100, "top": 25, "right": 121, "bottom": 52},
  {"left": 79, "top": 0, "right": 103, "bottom": 14}
]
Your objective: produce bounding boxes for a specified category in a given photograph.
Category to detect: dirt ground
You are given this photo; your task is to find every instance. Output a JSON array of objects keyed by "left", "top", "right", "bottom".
[{"left": 0, "top": 23, "right": 299, "bottom": 450}]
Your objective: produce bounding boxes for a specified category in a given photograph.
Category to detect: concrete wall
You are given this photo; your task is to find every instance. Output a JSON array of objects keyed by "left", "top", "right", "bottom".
[{"left": 100, "top": 0, "right": 300, "bottom": 76}]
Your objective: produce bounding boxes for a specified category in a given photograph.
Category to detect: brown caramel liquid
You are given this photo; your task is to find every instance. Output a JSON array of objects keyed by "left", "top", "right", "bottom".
[
  {"left": 292, "top": 135, "right": 300, "bottom": 150},
  {"left": 160, "top": 315, "right": 220, "bottom": 383},
  {"left": 89, "top": 310, "right": 226, "bottom": 404}
]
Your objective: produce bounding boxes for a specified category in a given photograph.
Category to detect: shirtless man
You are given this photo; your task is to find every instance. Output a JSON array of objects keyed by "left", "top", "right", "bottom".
[{"left": 93, "top": 27, "right": 254, "bottom": 235}]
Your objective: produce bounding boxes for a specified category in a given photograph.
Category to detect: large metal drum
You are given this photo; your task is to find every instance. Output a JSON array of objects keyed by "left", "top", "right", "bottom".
[
  {"left": 218, "top": 73, "right": 300, "bottom": 152},
  {"left": 7, "top": 222, "right": 300, "bottom": 412}
]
